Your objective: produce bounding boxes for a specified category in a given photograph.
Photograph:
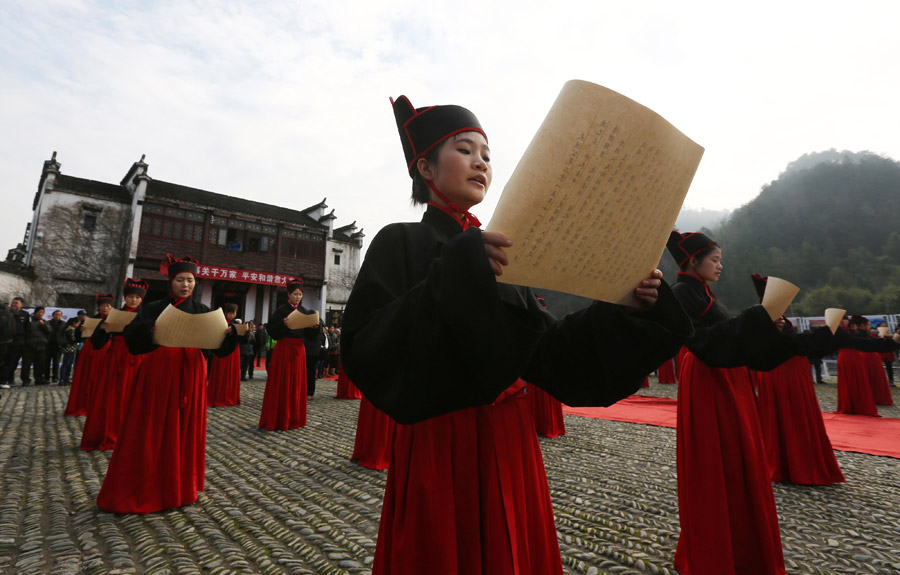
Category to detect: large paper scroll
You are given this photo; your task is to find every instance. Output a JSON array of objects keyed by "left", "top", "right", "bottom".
[
  {"left": 80, "top": 317, "right": 101, "bottom": 338},
  {"left": 761, "top": 277, "right": 800, "bottom": 321},
  {"left": 234, "top": 323, "right": 250, "bottom": 336},
  {"left": 103, "top": 309, "right": 138, "bottom": 333},
  {"left": 878, "top": 326, "right": 891, "bottom": 337},
  {"left": 486, "top": 80, "right": 704, "bottom": 306},
  {"left": 285, "top": 310, "right": 319, "bottom": 330},
  {"left": 153, "top": 305, "right": 227, "bottom": 349},
  {"left": 824, "top": 308, "right": 845, "bottom": 335}
]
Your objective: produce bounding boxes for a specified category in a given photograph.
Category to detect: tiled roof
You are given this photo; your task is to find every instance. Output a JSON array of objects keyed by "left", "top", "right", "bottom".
[
  {"left": 48, "top": 175, "right": 131, "bottom": 206},
  {"left": 147, "top": 180, "right": 327, "bottom": 230}
]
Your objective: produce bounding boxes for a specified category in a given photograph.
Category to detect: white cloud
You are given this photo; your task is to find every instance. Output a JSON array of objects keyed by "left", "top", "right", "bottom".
[{"left": 2, "top": 0, "right": 899, "bottom": 275}]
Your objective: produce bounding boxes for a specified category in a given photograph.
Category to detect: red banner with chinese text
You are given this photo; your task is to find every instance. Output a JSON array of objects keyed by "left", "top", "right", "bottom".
[{"left": 159, "top": 261, "right": 300, "bottom": 287}]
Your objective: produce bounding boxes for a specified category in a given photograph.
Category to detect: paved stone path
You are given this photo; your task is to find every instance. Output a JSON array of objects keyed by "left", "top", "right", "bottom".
[{"left": 0, "top": 375, "right": 898, "bottom": 574}]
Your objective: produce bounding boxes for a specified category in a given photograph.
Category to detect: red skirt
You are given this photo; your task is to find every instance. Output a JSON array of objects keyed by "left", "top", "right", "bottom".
[
  {"left": 208, "top": 347, "right": 242, "bottom": 407},
  {"left": 351, "top": 396, "right": 396, "bottom": 470},
  {"left": 675, "top": 352, "right": 785, "bottom": 575},
  {"left": 259, "top": 338, "right": 306, "bottom": 431},
  {"left": 658, "top": 357, "right": 678, "bottom": 384},
  {"left": 754, "top": 355, "right": 844, "bottom": 485},
  {"left": 335, "top": 364, "right": 363, "bottom": 399},
  {"left": 525, "top": 383, "right": 566, "bottom": 438},
  {"left": 65, "top": 341, "right": 110, "bottom": 417},
  {"left": 81, "top": 337, "right": 143, "bottom": 451},
  {"left": 836, "top": 349, "right": 878, "bottom": 416},
  {"left": 97, "top": 346, "right": 207, "bottom": 514},
  {"left": 373, "top": 381, "right": 562, "bottom": 575},
  {"left": 864, "top": 351, "right": 894, "bottom": 406}
]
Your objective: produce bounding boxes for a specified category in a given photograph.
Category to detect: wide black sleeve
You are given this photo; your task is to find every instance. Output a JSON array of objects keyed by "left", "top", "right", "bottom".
[
  {"left": 686, "top": 305, "right": 803, "bottom": 371},
  {"left": 90, "top": 323, "right": 111, "bottom": 350},
  {"left": 521, "top": 283, "right": 694, "bottom": 406},
  {"left": 199, "top": 303, "right": 238, "bottom": 358},
  {"left": 266, "top": 305, "right": 316, "bottom": 340},
  {"left": 343, "top": 225, "right": 693, "bottom": 424},
  {"left": 124, "top": 304, "right": 161, "bottom": 356}
]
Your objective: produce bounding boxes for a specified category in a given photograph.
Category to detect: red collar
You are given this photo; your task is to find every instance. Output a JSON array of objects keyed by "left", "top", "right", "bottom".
[{"left": 426, "top": 181, "right": 481, "bottom": 231}]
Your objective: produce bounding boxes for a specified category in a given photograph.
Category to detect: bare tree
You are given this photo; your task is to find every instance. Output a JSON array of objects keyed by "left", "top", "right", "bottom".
[{"left": 29, "top": 201, "right": 131, "bottom": 309}]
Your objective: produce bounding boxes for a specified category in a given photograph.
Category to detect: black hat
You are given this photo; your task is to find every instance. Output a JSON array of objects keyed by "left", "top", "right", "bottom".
[
  {"left": 286, "top": 278, "right": 303, "bottom": 293},
  {"left": 392, "top": 95, "right": 487, "bottom": 175},
  {"left": 751, "top": 274, "right": 768, "bottom": 301},
  {"left": 96, "top": 293, "right": 114, "bottom": 305},
  {"left": 123, "top": 278, "right": 149, "bottom": 297},
  {"left": 667, "top": 230, "right": 718, "bottom": 268},
  {"left": 166, "top": 254, "right": 199, "bottom": 278}
]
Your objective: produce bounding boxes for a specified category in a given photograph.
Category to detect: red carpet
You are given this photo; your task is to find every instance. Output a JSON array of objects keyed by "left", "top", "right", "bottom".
[{"left": 564, "top": 396, "right": 900, "bottom": 459}]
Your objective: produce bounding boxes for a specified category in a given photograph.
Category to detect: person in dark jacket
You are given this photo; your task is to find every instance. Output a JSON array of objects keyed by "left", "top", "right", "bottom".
[
  {"left": 253, "top": 323, "right": 267, "bottom": 367},
  {"left": 45, "top": 309, "right": 65, "bottom": 383},
  {"left": 22, "top": 306, "right": 51, "bottom": 385},
  {"left": 1, "top": 296, "right": 29, "bottom": 387},
  {"left": 306, "top": 317, "right": 327, "bottom": 395},
  {"left": 58, "top": 318, "right": 80, "bottom": 385},
  {"left": 240, "top": 321, "right": 256, "bottom": 380}
]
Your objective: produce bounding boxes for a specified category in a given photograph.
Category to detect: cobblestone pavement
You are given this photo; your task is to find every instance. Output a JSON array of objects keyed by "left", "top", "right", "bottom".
[{"left": 1, "top": 374, "right": 898, "bottom": 575}]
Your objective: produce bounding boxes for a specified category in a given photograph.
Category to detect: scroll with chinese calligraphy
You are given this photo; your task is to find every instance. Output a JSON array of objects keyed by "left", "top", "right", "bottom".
[
  {"left": 285, "top": 309, "right": 319, "bottom": 330},
  {"left": 153, "top": 305, "right": 228, "bottom": 349},
  {"left": 80, "top": 317, "right": 102, "bottom": 339},
  {"left": 485, "top": 80, "right": 704, "bottom": 306},
  {"left": 103, "top": 309, "right": 138, "bottom": 333}
]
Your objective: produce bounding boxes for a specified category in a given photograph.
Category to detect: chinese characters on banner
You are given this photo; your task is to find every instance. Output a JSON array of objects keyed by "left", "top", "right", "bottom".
[{"left": 160, "top": 261, "right": 299, "bottom": 287}]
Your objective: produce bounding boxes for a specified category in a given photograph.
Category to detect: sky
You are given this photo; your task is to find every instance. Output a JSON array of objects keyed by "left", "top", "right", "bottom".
[{"left": 2, "top": 0, "right": 899, "bottom": 260}]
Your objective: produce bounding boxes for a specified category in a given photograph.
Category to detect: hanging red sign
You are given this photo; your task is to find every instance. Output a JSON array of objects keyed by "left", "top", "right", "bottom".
[{"left": 159, "top": 261, "right": 300, "bottom": 287}]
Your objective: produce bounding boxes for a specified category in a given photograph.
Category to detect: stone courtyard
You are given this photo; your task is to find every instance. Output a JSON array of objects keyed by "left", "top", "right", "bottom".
[{"left": 0, "top": 376, "right": 898, "bottom": 575}]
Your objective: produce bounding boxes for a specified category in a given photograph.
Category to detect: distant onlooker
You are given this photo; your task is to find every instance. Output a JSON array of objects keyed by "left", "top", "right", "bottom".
[
  {"left": 0, "top": 302, "right": 16, "bottom": 392},
  {"left": 58, "top": 318, "right": 81, "bottom": 385},
  {"left": 46, "top": 309, "right": 65, "bottom": 383},
  {"left": 22, "top": 307, "right": 51, "bottom": 385},
  {"left": 1, "top": 297, "right": 30, "bottom": 387},
  {"left": 253, "top": 323, "right": 267, "bottom": 367},
  {"left": 240, "top": 321, "right": 256, "bottom": 380}
]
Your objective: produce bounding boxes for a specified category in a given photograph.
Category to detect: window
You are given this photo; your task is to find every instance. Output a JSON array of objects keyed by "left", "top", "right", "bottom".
[
  {"left": 83, "top": 214, "right": 97, "bottom": 230},
  {"left": 334, "top": 254, "right": 341, "bottom": 265}
]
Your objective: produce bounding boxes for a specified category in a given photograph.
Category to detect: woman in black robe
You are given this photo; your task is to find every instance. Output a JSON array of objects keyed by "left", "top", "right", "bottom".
[{"left": 341, "top": 94, "right": 694, "bottom": 575}]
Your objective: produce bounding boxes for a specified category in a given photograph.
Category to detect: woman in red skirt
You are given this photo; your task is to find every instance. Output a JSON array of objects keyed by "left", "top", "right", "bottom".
[
  {"left": 81, "top": 279, "right": 147, "bottom": 451},
  {"left": 667, "top": 232, "right": 805, "bottom": 575},
  {"left": 837, "top": 316, "right": 880, "bottom": 416},
  {"left": 861, "top": 319, "right": 894, "bottom": 406},
  {"left": 749, "top": 275, "right": 844, "bottom": 485},
  {"left": 335, "top": 362, "right": 362, "bottom": 399},
  {"left": 342, "top": 95, "right": 692, "bottom": 575},
  {"left": 259, "top": 279, "right": 320, "bottom": 431},
  {"left": 351, "top": 397, "right": 395, "bottom": 470},
  {"left": 97, "top": 255, "right": 236, "bottom": 514},
  {"left": 64, "top": 294, "right": 113, "bottom": 417},
  {"left": 208, "top": 303, "right": 242, "bottom": 407}
]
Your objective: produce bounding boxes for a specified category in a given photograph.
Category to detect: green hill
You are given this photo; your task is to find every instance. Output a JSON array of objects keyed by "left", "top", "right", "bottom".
[{"left": 664, "top": 150, "right": 900, "bottom": 315}]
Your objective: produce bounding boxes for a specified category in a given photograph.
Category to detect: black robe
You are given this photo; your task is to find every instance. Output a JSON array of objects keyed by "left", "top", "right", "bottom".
[
  {"left": 266, "top": 304, "right": 320, "bottom": 342},
  {"left": 342, "top": 205, "right": 694, "bottom": 425}
]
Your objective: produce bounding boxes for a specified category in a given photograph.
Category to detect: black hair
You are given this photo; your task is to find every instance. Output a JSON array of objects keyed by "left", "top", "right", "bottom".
[
  {"left": 33, "top": 306, "right": 45, "bottom": 313},
  {"left": 679, "top": 244, "right": 720, "bottom": 272},
  {"left": 65, "top": 317, "right": 79, "bottom": 327},
  {"left": 12, "top": 296, "right": 25, "bottom": 303},
  {"left": 411, "top": 144, "right": 443, "bottom": 205}
]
